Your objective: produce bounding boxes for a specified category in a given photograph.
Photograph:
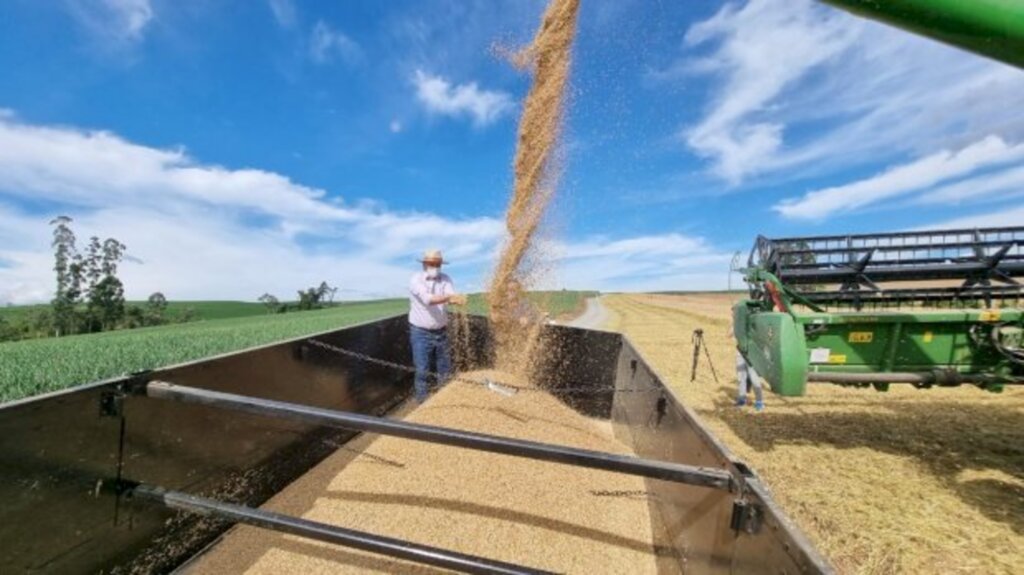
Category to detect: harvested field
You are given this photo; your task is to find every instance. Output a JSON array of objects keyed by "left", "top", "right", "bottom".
[
  {"left": 602, "top": 293, "right": 1024, "bottom": 575},
  {"left": 189, "top": 370, "right": 659, "bottom": 574}
]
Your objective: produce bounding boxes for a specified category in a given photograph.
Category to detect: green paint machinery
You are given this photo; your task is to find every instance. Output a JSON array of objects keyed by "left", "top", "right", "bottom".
[{"left": 732, "top": 227, "right": 1024, "bottom": 396}]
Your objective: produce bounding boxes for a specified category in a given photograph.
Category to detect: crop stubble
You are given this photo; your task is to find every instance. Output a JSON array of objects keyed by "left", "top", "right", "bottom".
[
  {"left": 603, "top": 293, "right": 1024, "bottom": 575},
  {"left": 189, "top": 370, "right": 659, "bottom": 574}
]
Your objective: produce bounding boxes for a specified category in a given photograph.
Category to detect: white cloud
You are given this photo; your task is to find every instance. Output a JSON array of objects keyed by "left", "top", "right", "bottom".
[
  {"left": 774, "top": 136, "right": 1024, "bottom": 219},
  {"left": 389, "top": 120, "right": 403, "bottom": 133},
  {"left": 545, "top": 233, "right": 734, "bottom": 292},
  {"left": 683, "top": 0, "right": 854, "bottom": 183},
  {"left": 0, "top": 118, "right": 352, "bottom": 221},
  {"left": 412, "top": 70, "right": 514, "bottom": 127},
  {"left": 68, "top": 0, "right": 154, "bottom": 44},
  {"left": 0, "top": 112, "right": 745, "bottom": 304},
  {"left": 680, "top": 0, "right": 1024, "bottom": 185},
  {"left": 919, "top": 165, "right": 1024, "bottom": 206},
  {"left": 267, "top": 0, "right": 297, "bottom": 28},
  {"left": 0, "top": 114, "right": 735, "bottom": 304},
  {"left": 0, "top": 114, "right": 502, "bottom": 304},
  {"left": 310, "top": 20, "right": 361, "bottom": 65},
  {"left": 924, "top": 205, "right": 1024, "bottom": 230}
]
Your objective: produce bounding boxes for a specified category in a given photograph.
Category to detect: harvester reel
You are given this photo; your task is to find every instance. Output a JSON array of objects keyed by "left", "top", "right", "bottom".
[{"left": 733, "top": 226, "right": 1024, "bottom": 396}]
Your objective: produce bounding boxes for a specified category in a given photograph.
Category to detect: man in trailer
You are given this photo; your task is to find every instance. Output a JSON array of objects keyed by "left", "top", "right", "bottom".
[{"left": 408, "top": 249, "right": 467, "bottom": 403}]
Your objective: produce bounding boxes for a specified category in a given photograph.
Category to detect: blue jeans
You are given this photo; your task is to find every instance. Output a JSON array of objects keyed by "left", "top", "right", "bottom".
[
  {"left": 736, "top": 352, "right": 764, "bottom": 404},
  {"left": 410, "top": 325, "right": 452, "bottom": 402}
]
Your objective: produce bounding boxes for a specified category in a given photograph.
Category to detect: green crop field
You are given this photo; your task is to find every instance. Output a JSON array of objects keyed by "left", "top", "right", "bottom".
[
  {"left": 162, "top": 301, "right": 269, "bottom": 320},
  {"left": 463, "top": 290, "right": 596, "bottom": 317},
  {"left": 0, "top": 292, "right": 595, "bottom": 403},
  {"left": 0, "top": 300, "right": 270, "bottom": 322},
  {"left": 0, "top": 299, "right": 406, "bottom": 403}
]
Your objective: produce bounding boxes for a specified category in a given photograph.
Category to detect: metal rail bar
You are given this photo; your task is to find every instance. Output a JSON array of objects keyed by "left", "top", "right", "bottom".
[
  {"left": 800, "top": 286, "right": 1024, "bottom": 303},
  {"left": 779, "top": 262, "right": 1024, "bottom": 284},
  {"left": 807, "top": 371, "right": 1013, "bottom": 385},
  {"left": 820, "top": 0, "right": 1024, "bottom": 70},
  {"left": 145, "top": 381, "right": 734, "bottom": 491},
  {"left": 770, "top": 239, "right": 1019, "bottom": 254},
  {"left": 128, "top": 483, "right": 550, "bottom": 575},
  {"left": 772, "top": 226, "right": 1024, "bottom": 245},
  {"left": 782, "top": 257, "right": 1024, "bottom": 270}
]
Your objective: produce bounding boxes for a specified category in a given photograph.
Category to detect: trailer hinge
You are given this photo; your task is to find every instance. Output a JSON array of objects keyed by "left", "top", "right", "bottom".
[
  {"left": 730, "top": 499, "right": 762, "bottom": 535},
  {"left": 99, "top": 390, "right": 125, "bottom": 418}
]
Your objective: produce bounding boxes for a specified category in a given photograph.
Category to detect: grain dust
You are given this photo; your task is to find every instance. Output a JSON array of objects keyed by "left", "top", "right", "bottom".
[{"left": 487, "top": 0, "right": 580, "bottom": 377}]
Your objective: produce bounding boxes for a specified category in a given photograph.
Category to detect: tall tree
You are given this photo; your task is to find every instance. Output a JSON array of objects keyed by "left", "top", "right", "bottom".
[
  {"left": 82, "top": 237, "right": 128, "bottom": 331},
  {"left": 258, "top": 293, "right": 280, "bottom": 313},
  {"left": 146, "top": 292, "right": 168, "bottom": 325},
  {"left": 101, "top": 238, "right": 126, "bottom": 277},
  {"left": 296, "top": 287, "right": 323, "bottom": 311},
  {"left": 84, "top": 236, "right": 103, "bottom": 291},
  {"left": 50, "top": 216, "right": 81, "bottom": 336},
  {"left": 90, "top": 276, "right": 126, "bottom": 330},
  {"left": 317, "top": 281, "right": 338, "bottom": 305}
]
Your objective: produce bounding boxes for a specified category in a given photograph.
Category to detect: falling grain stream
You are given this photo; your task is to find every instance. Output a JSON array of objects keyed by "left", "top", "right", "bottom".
[{"left": 186, "top": 1, "right": 644, "bottom": 573}]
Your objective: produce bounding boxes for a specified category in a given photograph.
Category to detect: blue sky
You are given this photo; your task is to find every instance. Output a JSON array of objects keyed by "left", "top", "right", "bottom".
[{"left": 1, "top": 0, "right": 1023, "bottom": 303}]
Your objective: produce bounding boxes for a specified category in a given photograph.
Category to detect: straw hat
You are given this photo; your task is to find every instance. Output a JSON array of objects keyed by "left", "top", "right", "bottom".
[{"left": 420, "top": 249, "right": 444, "bottom": 265}]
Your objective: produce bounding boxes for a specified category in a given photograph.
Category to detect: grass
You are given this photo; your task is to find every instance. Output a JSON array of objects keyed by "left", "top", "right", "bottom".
[
  {"left": 462, "top": 290, "right": 596, "bottom": 318},
  {"left": 0, "top": 291, "right": 595, "bottom": 404},
  {"left": 162, "top": 301, "right": 270, "bottom": 320}
]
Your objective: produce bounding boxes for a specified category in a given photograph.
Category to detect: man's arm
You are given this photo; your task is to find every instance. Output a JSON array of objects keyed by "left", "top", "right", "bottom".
[
  {"left": 410, "top": 278, "right": 462, "bottom": 305},
  {"left": 442, "top": 277, "right": 467, "bottom": 305}
]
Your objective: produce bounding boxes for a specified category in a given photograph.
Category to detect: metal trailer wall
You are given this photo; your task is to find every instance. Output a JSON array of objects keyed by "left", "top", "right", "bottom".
[
  {"left": 0, "top": 315, "right": 422, "bottom": 573},
  {"left": 609, "top": 334, "right": 831, "bottom": 574},
  {"left": 0, "top": 315, "right": 829, "bottom": 574}
]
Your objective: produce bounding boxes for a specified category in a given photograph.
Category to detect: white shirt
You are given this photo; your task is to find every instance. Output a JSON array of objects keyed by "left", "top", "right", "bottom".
[{"left": 408, "top": 271, "right": 455, "bottom": 330}]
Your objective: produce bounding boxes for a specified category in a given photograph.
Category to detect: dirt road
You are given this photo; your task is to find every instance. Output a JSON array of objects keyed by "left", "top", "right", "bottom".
[{"left": 568, "top": 296, "right": 611, "bottom": 330}]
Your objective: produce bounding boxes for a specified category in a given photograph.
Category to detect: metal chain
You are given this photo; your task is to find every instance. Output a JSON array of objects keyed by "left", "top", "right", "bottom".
[{"left": 305, "top": 338, "right": 659, "bottom": 395}]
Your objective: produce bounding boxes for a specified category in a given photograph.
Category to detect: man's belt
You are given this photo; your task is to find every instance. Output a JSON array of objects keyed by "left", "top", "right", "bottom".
[{"left": 410, "top": 323, "right": 447, "bottom": 333}]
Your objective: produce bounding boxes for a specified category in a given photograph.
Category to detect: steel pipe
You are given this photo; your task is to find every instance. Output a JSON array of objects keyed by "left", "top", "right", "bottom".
[
  {"left": 807, "top": 371, "right": 1012, "bottom": 385},
  {"left": 128, "top": 483, "right": 549, "bottom": 575},
  {"left": 781, "top": 261, "right": 1024, "bottom": 284},
  {"left": 820, "top": 0, "right": 1024, "bottom": 69},
  {"left": 145, "top": 381, "right": 734, "bottom": 491},
  {"left": 774, "top": 225, "right": 1024, "bottom": 245}
]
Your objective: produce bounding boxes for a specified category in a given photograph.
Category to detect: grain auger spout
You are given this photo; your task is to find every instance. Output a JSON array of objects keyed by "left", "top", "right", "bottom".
[
  {"left": 733, "top": 226, "right": 1024, "bottom": 396},
  {"left": 820, "top": 0, "right": 1024, "bottom": 70}
]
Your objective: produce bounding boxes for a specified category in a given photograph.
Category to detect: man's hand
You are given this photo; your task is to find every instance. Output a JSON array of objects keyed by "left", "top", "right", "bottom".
[{"left": 448, "top": 294, "right": 468, "bottom": 306}]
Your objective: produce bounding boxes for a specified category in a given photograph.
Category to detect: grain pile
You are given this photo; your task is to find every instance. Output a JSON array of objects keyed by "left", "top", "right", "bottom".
[
  {"left": 487, "top": 0, "right": 579, "bottom": 376},
  {"left": 602, "top": 293, "right": 1024, "bottom": 575},
  {"left": 188, "top": 370, "right": 660, "bottom": 574}
]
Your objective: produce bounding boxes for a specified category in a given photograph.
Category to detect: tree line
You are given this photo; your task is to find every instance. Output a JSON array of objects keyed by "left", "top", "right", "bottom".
[
  {"left": 0, "top": 216, "right": 343, "bottom": 343},
  {"left": 258, "top": 281, "right": 339, "bottom": 314},
  {"left": 0, "top": 217, "right": 184, "bottom": 342}
]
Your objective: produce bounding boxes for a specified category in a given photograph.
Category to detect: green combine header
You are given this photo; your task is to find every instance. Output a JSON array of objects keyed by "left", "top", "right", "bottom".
[{"left": 733, "top": 227, "right": 1024, "bottom": 396}]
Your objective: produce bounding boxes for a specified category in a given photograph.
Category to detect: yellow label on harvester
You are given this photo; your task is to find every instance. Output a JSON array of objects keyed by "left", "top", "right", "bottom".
[
  {"left": 848, "top": 332, "right": 873, "bottom": 343},
  {"left": 923, "top": 331, "right": 933, "bottom": 343},
  {"left": 980, "top": 310, "right": 1002, "bottom": 322},
  {"left": 829, "top": 354, "right": 847, "bottom": 364}
]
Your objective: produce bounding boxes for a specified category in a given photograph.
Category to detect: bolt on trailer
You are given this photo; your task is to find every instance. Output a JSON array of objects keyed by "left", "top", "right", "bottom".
[{"left": 732, "top": 226, "right": 1024, "bottom": 396}]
